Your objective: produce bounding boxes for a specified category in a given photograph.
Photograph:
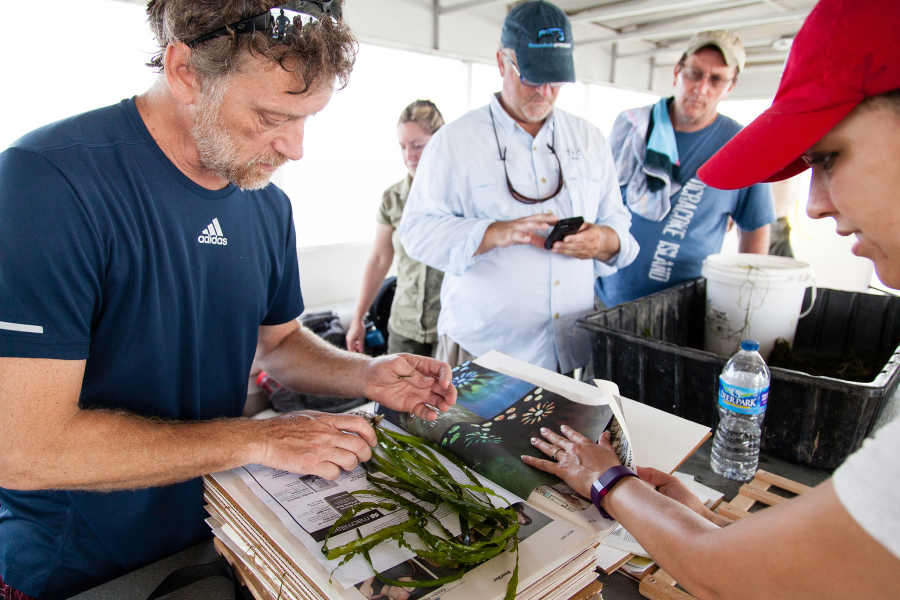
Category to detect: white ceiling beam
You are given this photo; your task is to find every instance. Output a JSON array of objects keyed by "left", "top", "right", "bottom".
[
  {"left": 760, "top": 0, "right": 789, "bottom": 12},
  {"left": 616, "top": 38, "right": 789, "bottom": 59},
  {"left": 568, "top": 0, "right": 758, "bottom": 24},
  {"left": 653, "top": 53, "right": 787, "bottom": 68},
  {"left": 742, "top": 51, "right": 790, "bottom": 63},
  {"left": 577, "top": 21, "right": 623, "bottom": 36},
  {"left": 439, "top": 0, "right": 507, "bottom": 15},
  {"left": 575, "top": 9, "right": 809, "bottom": 46},
  {"left": 741, "top": 63, "right": 787, "bottom": 73},
  {"left": 433, "top": 0, "right": 441, "bottom": 49}
]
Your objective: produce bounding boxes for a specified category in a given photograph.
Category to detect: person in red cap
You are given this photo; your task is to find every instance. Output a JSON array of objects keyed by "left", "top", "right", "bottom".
[{"left": 521, "top": 1, "right": 900, "bottom": 597}]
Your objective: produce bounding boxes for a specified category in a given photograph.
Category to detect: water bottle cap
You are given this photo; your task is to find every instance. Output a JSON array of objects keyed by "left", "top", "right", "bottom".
[{"left": 740, "top": 340, "right": 760, "bottom": 352}]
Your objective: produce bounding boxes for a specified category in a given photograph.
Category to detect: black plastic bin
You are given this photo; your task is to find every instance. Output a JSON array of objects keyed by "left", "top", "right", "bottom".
[{"left": 577, "top": 278, "right": 900, "bottom": 470}]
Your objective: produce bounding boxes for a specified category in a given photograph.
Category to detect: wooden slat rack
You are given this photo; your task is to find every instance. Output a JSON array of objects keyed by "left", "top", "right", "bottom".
[{"left": 637, "top": 469, "right": 811, "bottom": 600}]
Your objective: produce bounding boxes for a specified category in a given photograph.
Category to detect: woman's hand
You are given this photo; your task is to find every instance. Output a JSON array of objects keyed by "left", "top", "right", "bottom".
[
  {"left": 346, "top": 318, "right": 366, "bottom": 354},
  {"left": 635, "top": 467, "right": 703, "bottom": 511},
  {"left": 521, "top": 426, "right": 624, "bottom": 498},
  {"left": 637, "top": 466, "right": 731, "bottom": 527}
]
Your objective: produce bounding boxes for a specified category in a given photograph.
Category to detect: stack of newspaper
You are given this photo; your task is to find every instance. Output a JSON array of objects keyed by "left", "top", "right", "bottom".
[{"left": 204, "top": 351, "right": 709, "bottom": 599}]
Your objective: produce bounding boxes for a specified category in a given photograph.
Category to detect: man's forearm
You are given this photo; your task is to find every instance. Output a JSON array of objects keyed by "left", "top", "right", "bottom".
[
  {"left": 474, "top": 222, "right": 498, "bottom": 257},
  {"left": 2, "top": 408, "right": 265, "bottom": 491},
  {"left": 592, "top": 225, "right": 621, "bottom": 262},
  {"left": 737, "top": 224, "right": 771, "bottom": 253},
  {"left": 258, "top": 325, "right": 370, "bottom": 398},
  {"left": 0, "top": 357, "right": 271, "bottom": 492}
]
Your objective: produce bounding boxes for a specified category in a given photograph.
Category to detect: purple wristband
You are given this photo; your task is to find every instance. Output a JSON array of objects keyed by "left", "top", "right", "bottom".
[{"left": 590, "top": 465, "right": 637, "bottom": 520}]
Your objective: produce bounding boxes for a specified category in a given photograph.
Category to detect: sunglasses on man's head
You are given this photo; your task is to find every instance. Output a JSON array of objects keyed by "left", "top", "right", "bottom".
[{"left": 187, "top": 1, "right": 341, "bottom": 47}]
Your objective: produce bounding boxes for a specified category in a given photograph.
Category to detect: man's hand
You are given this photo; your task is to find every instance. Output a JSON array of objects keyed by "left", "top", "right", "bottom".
[
  {"left": 361, "top": 354, "right": 457, "bottom": 421},
  {"left": 548, "top": 222, "right": 621, "bottom": 261},
  {"left": 475, "top": 213, "right": 558, "bottom": 256},
  {"left": 258, "top": 411, "right": 378, "bottom": 480}
]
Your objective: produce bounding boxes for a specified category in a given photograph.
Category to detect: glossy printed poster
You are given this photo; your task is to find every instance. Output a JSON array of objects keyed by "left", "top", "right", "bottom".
[{"left": 380, "top": 361, "right": 613, "bottom": 499}]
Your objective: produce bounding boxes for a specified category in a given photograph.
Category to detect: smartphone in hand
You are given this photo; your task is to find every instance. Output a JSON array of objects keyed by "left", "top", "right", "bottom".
[{"left": 544, "top": 216, "right": 584, "bottom": 250}]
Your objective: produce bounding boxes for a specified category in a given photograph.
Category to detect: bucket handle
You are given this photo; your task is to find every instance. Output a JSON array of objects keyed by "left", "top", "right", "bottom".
[{"left": 799, "top": 276, "right": 817, "bottom": 319}]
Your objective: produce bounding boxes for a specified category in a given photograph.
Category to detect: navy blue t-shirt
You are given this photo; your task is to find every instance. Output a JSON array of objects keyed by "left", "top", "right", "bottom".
[
  {"left": 0, "top": 98, "right": 304, "bottom": 599},
  {"left": 597, "top": 114, "right": 775, "bottom": 307}
]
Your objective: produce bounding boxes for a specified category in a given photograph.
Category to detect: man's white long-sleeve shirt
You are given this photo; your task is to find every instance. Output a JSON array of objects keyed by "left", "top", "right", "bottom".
[{"left": 398, "top": 94, "right": 638, "bottom": 372}]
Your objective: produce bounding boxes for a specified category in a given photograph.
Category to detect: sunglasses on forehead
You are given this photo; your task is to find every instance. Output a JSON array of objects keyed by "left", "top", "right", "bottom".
[{"left": 187, "top": 1, "right": 341, "bottom": 48}]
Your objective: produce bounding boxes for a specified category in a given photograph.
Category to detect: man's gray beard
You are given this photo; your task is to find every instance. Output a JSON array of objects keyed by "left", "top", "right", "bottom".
[{"left": 190, "top": 92, "right": 279, "bottom": 191}]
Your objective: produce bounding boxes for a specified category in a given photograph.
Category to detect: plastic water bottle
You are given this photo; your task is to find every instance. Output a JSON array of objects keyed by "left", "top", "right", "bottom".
[
  {"left": 710, "top": 339, "right": 771, "bottom": 481},
  {"left": 365, "top": 323, "right": 385, "bottom": 348}
]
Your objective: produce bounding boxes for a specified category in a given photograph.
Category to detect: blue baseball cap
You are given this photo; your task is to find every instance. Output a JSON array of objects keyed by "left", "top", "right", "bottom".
[{"left": 500, "top": 1, "right": 575, "bottom": 84}]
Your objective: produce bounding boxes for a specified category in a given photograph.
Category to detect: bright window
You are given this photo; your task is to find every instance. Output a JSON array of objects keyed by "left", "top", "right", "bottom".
[{"left": 0, "top": 0, "right": 776, "bottom": 250}]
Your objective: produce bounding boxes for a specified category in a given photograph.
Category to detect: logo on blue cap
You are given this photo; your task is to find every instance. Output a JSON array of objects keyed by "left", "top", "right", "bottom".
[
  {"left": 537, "top": 27, "right": 566, "bottom": 42},
  {"left": 530, "top": 25, "right": 571, "bottom": 48}
]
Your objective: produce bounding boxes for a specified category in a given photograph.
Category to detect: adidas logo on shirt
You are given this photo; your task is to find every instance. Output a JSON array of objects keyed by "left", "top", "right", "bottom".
[{"left": 198, "top": 218, "right": 228, "bottom": 246}]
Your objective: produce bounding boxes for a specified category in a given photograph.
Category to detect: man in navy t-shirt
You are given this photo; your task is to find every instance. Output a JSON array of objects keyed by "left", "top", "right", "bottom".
[
  {"left": 597, "top": 30, "right": 775, "bottom": 308},
  {"left": 0, "top": 2, "right": 456, "bottom": 598}
]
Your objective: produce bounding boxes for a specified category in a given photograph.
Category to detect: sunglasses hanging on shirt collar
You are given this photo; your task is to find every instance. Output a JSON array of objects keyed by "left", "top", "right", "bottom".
[
  {"left": 489, "top": 106, "right": 565, "bottom": 205},
  {"left": 187, "top": 1, "right": 341, "bottom": 47}
]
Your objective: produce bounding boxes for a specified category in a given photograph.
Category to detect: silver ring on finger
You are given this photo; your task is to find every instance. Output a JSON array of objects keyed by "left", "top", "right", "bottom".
[{"left": 551, "top": 446, "right": 562, "bottom": 461}]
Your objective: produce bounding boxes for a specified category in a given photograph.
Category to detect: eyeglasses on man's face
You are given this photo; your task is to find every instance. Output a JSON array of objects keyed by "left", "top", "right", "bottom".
[
  {"left": 187, "top": 1, "right": 340, "bottom": 47},
  {"left": 677, "top": 64, "right": 735, "bottom": 90},
  {"left": 502, "top": 52, "right": 567, "bottom": 89}
]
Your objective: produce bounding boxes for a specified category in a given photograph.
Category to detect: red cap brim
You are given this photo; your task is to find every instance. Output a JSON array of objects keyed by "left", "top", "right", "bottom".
[{"left": 698, "top": 100, "right": 858, "bottom": 190}]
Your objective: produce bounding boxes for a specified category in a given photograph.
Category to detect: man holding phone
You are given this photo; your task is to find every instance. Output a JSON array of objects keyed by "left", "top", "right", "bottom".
[
  {"left": 544, "top": 216, "right": 584, "bottom": 250},
  {"left": 399, "top": 1, "right": 637, "bottom": 373}
]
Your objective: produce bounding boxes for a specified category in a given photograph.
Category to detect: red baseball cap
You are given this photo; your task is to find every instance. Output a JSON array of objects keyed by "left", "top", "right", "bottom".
[{"left": 698, "top": 0, "right": 900, "bottom": 190}]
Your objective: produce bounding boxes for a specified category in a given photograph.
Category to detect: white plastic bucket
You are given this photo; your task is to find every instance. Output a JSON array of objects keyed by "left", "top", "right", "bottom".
[{"left": 702, "top": 253, "right": 816, "bottom": 360}]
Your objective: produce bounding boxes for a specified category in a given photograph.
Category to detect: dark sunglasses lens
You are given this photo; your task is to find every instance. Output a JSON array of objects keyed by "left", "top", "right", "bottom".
[
  {"left": 522, "top": 78, "right": 566, "bottom": 88},
  {"left": 286, "top": 1, "right": 341, "bottom": 19}
]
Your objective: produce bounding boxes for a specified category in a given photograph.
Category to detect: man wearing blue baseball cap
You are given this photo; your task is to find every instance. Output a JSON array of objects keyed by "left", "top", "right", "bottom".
[{"left": 400, "top": 0, "right": 638, "bottom": 373}]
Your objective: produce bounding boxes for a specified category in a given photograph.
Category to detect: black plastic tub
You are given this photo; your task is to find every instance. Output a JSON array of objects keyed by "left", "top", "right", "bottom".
[{"left": 577, "top": 278, "right": 900, "bottom": 470}]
